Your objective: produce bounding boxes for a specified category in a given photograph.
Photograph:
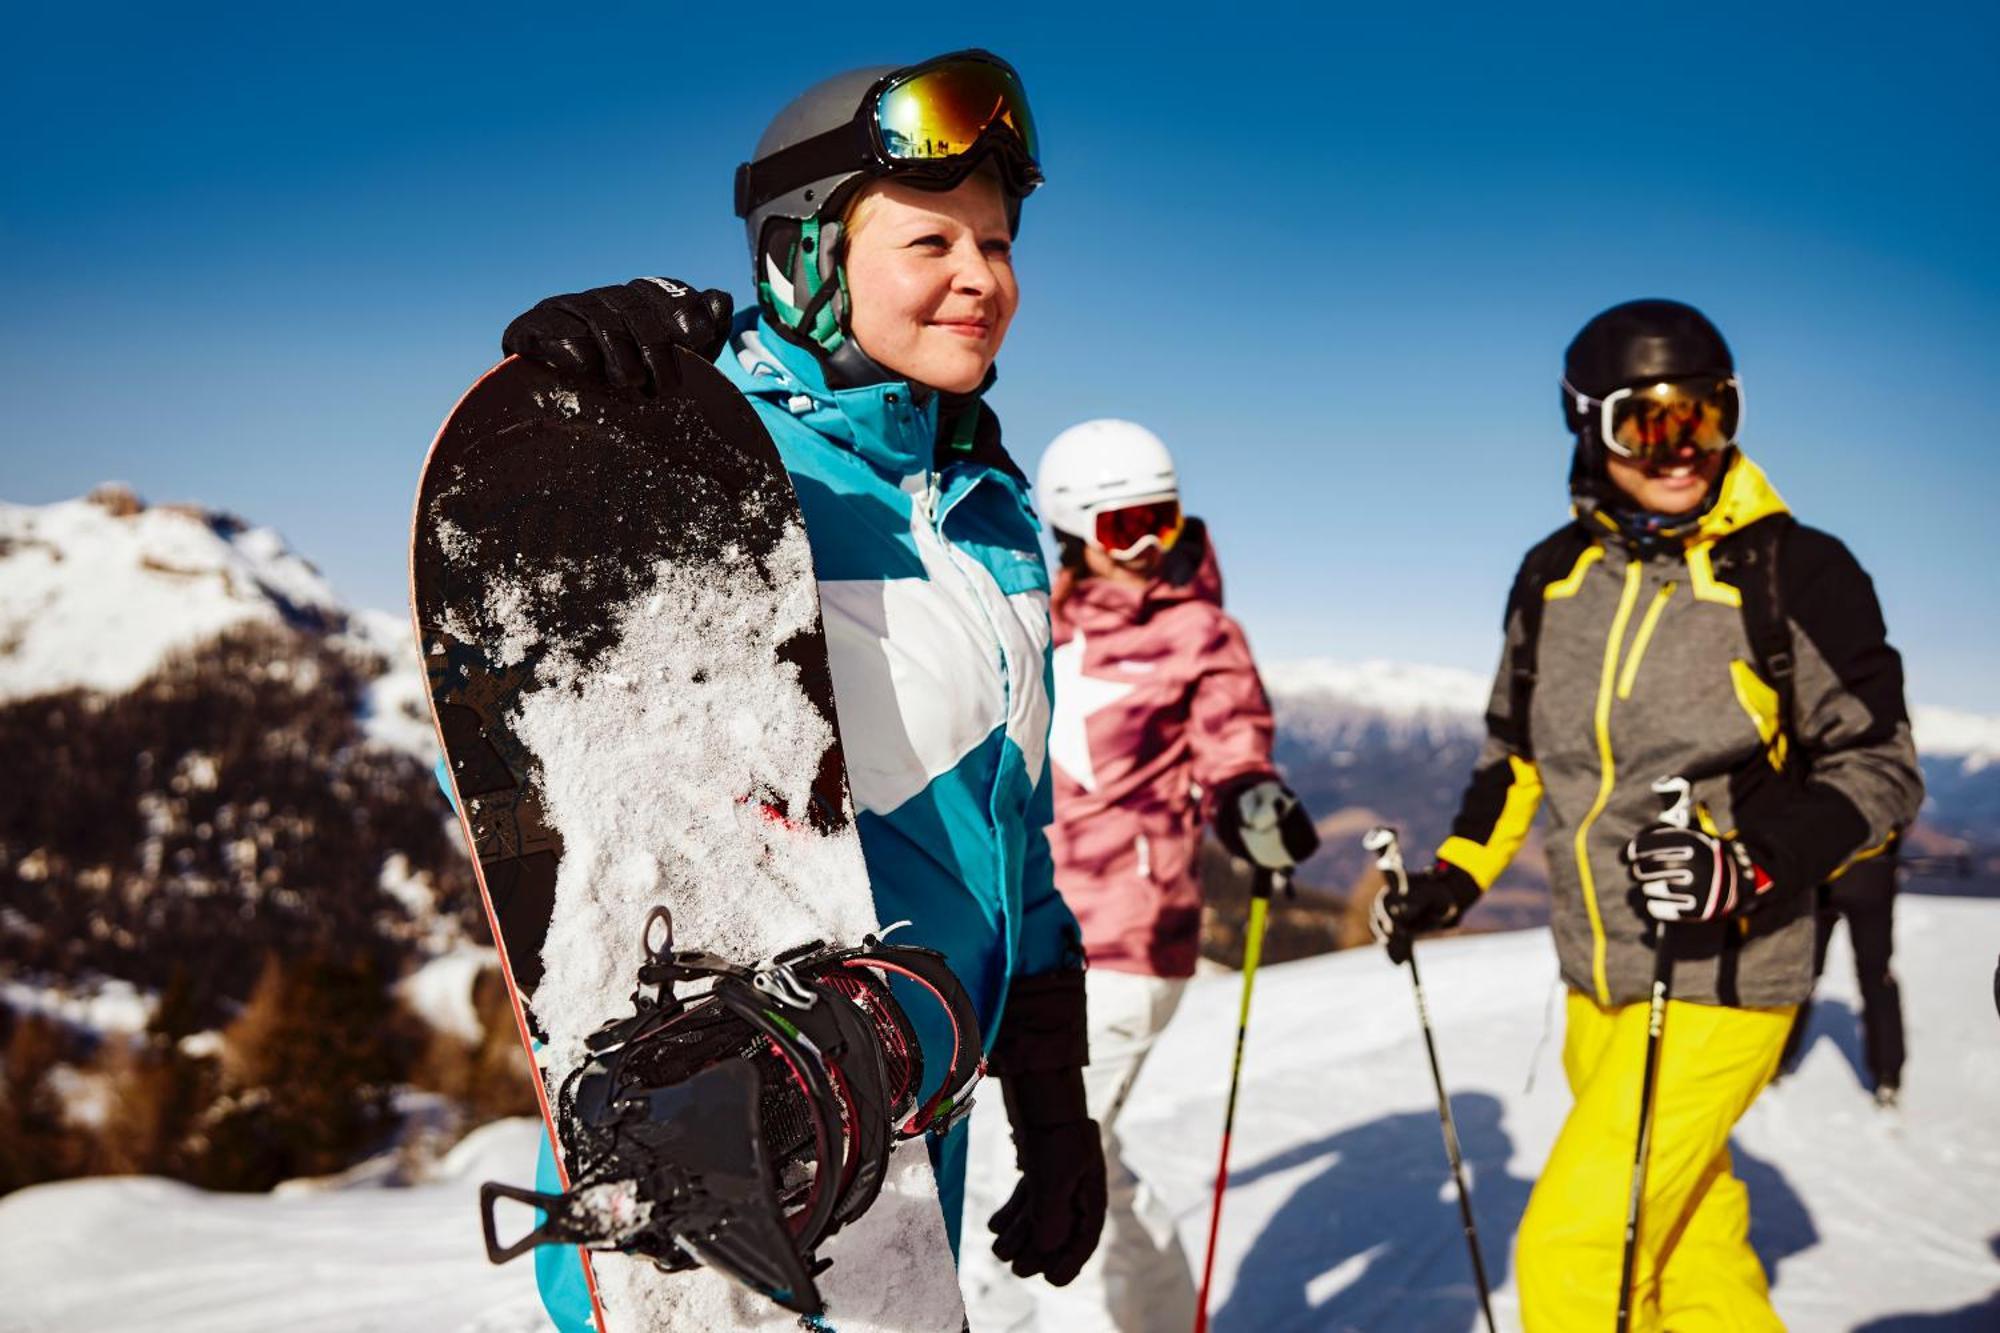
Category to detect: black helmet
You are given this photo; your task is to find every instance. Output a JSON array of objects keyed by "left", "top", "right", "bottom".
[
  {"left": 1562, "top": 299, "right": 1734, "bottom": 436},
  {"left": 734, "top": 51, "right": 1041, "bottom": 387},
  {"left": 1561, "top": 299, "right": 1740, "bottom": 541}
]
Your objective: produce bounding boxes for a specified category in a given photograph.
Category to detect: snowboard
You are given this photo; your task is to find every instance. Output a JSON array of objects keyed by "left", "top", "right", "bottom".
[{"left": 411, "top": 349, "right": 968, "bottom": 1332}]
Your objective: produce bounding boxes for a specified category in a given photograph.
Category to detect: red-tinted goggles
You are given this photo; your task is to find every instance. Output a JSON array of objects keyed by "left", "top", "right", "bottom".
[{"left": 1095, "top": 499, "right": 1184, "bottom": 559}]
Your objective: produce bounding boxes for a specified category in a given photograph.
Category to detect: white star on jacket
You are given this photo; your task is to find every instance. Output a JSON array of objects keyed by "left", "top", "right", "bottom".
[{"left": 1047, "top": 629, "right": 1139, "bottom": 792}]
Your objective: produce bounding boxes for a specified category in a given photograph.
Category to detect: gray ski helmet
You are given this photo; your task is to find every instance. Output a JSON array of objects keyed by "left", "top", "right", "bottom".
[
  {"left": 1562, "top": 299, "right": 1734, "bottom": 437},
  {"left": 736, "top": 55, "right": 1036, "bottom": 385}
]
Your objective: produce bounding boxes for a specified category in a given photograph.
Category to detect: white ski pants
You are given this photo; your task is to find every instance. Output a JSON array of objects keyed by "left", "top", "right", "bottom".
[{"left": 963, "top": 968, "right": 1197, "bottom": 1332}]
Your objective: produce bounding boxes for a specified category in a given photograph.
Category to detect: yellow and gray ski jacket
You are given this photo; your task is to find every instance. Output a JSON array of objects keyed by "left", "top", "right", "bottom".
[{"left": 1440, "top": 452, "right": 1921, "bottom": 1008}]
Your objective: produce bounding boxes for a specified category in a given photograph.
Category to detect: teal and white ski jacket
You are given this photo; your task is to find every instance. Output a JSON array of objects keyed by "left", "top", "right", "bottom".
[
  {"left": 512, "top": 314, "right": 1080, "bottom": 1330},
  {"left": 715, "top": 313, "right": 1082, "bottom": 1023}
]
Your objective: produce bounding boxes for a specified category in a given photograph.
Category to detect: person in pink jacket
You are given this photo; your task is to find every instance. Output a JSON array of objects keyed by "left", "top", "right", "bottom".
[{"left": 963, "top": 419, "right": 1319, "bottom": 1332}]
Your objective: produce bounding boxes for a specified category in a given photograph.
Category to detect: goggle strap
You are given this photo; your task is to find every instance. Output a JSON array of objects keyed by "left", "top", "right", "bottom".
[{"left": 735, "top": 118, "right": 875, "bottom": 219}]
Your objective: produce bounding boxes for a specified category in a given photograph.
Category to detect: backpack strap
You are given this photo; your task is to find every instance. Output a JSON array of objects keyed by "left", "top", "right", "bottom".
[{"left": 1732, "top": 514, "right": 1797, "bottom": 749}]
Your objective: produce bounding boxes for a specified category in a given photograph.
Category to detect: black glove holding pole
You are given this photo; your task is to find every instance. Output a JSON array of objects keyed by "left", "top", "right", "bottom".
[
  {"left": 1370, "top": 851, "right": 1480, "bottom": 966},
  {"left": 986, "top": 969, "right": 1105, "bottom": 1287},
  {"left": 502, "top": 278, "right": 734, "bottom": 395}
]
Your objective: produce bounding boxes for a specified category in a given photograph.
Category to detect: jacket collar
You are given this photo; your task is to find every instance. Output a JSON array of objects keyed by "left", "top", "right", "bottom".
[
  {"left": 1692, "top": 450, "right": 1789, "bottom": 541},
  {"left": 717, "top": 313, "right": 938, "bottom": 479}
]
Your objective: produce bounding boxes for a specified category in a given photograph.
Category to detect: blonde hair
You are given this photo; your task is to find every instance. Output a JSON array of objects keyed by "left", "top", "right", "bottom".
[
  {"left": 840, "top": 160, "right": 1008, "bottom": 243},
  {"left": 842, "top": 183, "right": 884, "bottom": 240}
]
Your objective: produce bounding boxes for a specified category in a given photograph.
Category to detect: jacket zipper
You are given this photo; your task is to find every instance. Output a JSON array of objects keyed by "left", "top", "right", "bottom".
[{"left": 1616, "top": 581, "right": 1677, "bottom": 700}]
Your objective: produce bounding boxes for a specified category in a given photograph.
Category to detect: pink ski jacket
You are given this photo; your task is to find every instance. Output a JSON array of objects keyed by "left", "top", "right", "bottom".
[{"left": 1045, "top": 521, "right": 1277, "bottom": 977}]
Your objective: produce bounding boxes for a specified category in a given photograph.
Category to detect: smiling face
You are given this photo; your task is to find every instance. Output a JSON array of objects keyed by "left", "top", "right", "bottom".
[
  {"left": 841, "top": 170, "right": 1018, "bottom": 394},
  {"left": 1603, "top": 443, "right": 1728, "bottom": 514}
]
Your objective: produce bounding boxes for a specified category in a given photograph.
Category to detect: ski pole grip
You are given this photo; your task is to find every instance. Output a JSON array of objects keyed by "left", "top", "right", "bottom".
[
  {"left": 1362, "top": 827, "right": 1413, "bottom": 966},
  {"left": 1363, "top": 826, "right": 1406, "bottom": 886},
  {"left": 1652, "top": 775, "right": 1693, "bottom": 831}
]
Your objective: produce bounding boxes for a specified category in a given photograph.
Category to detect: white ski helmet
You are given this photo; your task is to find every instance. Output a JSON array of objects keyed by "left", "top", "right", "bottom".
[{"left": 1036, "top": 419, "right": 1179, "bottom": 549}]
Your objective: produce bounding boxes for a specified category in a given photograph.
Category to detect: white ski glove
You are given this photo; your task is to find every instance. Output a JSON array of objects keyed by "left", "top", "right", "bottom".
[{"left": 1213, "top": 777, "right": 1320, "bottom": 870}]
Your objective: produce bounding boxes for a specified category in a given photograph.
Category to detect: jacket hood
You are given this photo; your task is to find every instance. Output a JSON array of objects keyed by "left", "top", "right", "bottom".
[
  {"left": 1058, "top": 517, "right": 1223, "bottom": 630},
  {"left": 716, "top": 310, "right": 940, "bottom": 478},
  {"left": 1692, "top": 450, "right": 1789, "bottom": 540}
]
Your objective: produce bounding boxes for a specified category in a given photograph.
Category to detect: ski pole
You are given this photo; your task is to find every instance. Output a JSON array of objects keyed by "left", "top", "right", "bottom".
[
  {"left": 1365, "top": 827, "right": 1497, "bottom": 1333},
  {"left": 1193, "top": 866, "right": 1282, "bottom": 1333},
  {"left": 1616, "top": 776, "right": 1690, "bottom": 1333}
]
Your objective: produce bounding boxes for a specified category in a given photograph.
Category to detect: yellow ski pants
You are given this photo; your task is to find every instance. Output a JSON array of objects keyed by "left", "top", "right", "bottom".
[{"left": 1516, "top": 991, "right": 1795, "bottom": 1332}]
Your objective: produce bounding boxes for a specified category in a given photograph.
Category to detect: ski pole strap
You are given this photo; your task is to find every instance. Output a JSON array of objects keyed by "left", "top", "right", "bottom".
[{"left": 1250, "top": 867, "right": 1287, "bottom": 902}]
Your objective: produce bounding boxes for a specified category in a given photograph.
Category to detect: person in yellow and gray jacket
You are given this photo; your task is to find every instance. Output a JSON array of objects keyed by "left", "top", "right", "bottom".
[{"left": 1375, "top": 298, "right": 1923, "bottom": 1331}]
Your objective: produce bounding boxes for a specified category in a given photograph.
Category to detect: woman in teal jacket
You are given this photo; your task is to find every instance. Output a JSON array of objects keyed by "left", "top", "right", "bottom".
[{"left": 490, "top": 50, "right": 1101, "bottom": 1328}]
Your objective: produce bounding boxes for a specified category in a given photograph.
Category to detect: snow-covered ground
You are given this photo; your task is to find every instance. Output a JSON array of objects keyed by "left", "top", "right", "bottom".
[
  {"left": 4, "top": 899, "right": 1997, "bottom": 1331},
  {"left": 0, "top": 1118, "right": 548, "bottom": 1332},
  {"left": 1121, "top": 894, "right": 2000, "bottom": 1332}
]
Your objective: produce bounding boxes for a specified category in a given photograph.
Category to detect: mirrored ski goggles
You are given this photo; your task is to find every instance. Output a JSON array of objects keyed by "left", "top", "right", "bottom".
[
  {"left": 736, "top": 51, "right": 1042, "bottom": 218},
  {"left": 877, "top": 53, "right": 1039, "bottom": 168},
  {"left": 1095, "top": 498, "right": 1184, "bottom": 560},
  {"left": 1568, "top": 375, "right": 1744, "bottom": 462}
]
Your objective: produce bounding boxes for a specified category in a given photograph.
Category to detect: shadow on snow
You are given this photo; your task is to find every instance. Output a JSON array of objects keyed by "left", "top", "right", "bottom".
[
  {"left": 1213, "top": 1093, "right": 1529, "bottom": 1333},
  {"left": 1210, "top": 1100, "right": 1824, "bottom": 1332},
  {"left": 1778, "top": 994, "right": 1875, "bottom": 1093}
]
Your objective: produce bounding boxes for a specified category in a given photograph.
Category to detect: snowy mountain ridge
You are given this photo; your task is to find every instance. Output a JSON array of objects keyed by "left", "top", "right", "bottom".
[
  {"left": 1261, "top": 658, "right": 1488, "bottom": 749},
  {"left": 1264, "top": 655, "right": 2000, "bottom": 773},
  {"left": 1911, "top": 706, "right": 2000, "bottom": 773},
  {"left": 0, "top": 486, "right": 433, "bottom": 762},
  {"left": 0, "top": 485, "right": 346, "bottom": 701}
]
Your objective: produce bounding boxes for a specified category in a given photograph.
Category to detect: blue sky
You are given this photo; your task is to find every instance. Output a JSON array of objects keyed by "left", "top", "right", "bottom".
[{"left": 5, "top": 3, "right": 1996, "bottom": 708}]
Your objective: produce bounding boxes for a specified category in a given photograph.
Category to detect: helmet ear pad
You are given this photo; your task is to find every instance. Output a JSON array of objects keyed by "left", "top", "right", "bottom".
[
  {"left": 1568, "top": 426, "right": 1606, "bottom": 497},
  {"left": 755, "top": 210, "right": 854, "bottom": 355}
]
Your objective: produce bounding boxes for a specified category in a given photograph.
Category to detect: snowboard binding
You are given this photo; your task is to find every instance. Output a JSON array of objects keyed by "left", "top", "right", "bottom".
[{"left": 479, "top": 906, "right": 984, "bottom": 1317}]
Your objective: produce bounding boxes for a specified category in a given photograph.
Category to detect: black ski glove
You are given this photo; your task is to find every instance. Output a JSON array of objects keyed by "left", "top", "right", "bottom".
[
  {"left": 1370, "top": 861, "right": 1480, "bottom": 965},
  {"left": 501, "top": 278, "right": 734, "bottom": 395},
  {"left": 986, "top": 969, "right": 1105, "bottom": 1287},
  {"left": 1624, "top": 824, "right": 1772, "bottom": 924},
  {"left": 1212, "top": 775, "right": 1320, "bottom": 871}
]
